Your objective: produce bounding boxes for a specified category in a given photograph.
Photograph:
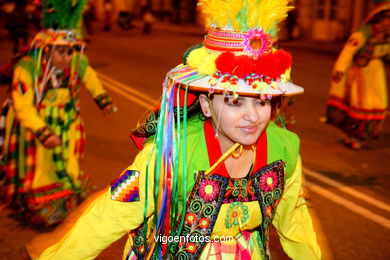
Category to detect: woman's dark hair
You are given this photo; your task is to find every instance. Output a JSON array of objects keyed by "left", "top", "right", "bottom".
[{"left": 270, "top": 96, "right": 283, "bottom": 120}]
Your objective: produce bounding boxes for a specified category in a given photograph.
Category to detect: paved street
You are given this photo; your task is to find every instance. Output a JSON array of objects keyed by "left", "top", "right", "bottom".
[{"left": 0, "top": 21, "right": 389, "bottom": 259}]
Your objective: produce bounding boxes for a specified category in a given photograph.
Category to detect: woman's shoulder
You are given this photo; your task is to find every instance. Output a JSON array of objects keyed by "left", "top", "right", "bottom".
[
  {"left": 15, "top": 55, "right": 35, "bottom": 71},
  {"left": 266, "top": 122, "right": 300, "bottom": 149},
  {"left": 266, "top": 122, "right": 300, "bottom": 178}
]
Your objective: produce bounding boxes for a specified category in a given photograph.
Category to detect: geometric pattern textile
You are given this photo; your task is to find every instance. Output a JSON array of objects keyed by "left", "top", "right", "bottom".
[{"left": 110, "top": 170, "right": 140, "bottom": 202}]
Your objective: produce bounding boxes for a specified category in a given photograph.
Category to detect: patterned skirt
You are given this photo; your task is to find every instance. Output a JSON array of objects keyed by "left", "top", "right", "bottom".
[
  {"left": 0, "top": 100, "right": 89, "bottom": 226},
  {"left": 326, "top": 59, "right": 387, "bottom": 140}
]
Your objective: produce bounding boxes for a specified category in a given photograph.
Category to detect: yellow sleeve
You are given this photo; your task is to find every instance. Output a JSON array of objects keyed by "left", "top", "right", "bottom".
[
  {"left": 334, "top": 31, "right": 366, "bottom": 73},
  {"left": 272, "top": 156, "right": 321, "bottom": 260},
  {"left": 82, "top": 66, "right": 107, "bottom": 99},
  {"left": 32, "top": 142, "right": 156, "bottom": 260},
  {"left": 11, "top": 65, "right": 46, "bottom": 132}
]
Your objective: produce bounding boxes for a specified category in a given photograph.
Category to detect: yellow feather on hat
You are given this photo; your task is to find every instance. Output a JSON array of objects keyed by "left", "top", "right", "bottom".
[{"left": 198, "top": 0, "right": 293, "bottom": 35}]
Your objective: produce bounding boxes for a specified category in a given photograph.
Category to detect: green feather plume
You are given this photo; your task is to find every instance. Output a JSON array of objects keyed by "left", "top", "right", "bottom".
[{"left": 42, "top": 0, "right": 86, "bottom": 30}]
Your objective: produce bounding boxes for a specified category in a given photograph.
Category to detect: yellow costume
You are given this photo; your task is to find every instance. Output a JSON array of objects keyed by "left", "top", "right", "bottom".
[
  {"left": 0, "top": 54, "right": 112, "bottom": 226},
  {"left": 326, "top": 12, "right": 390, "bottom": 140},
  {"left": 30, "top": 120, "right": 320, "bottom": 259}
]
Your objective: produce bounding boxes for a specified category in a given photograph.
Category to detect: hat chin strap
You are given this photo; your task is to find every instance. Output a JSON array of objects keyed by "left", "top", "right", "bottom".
[
  {"left": 207, "top": 93, "right": 224, "bottom": 138},
  {"left": 205, "top": 143, "right": 240, "bottom": 176},
  {"left": 205, "top": 143, "right": 256, "bottom": 176}
]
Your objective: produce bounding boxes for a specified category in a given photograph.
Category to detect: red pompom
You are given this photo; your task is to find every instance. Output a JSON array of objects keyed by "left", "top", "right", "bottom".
[
  {"left": 254, "top": 50, "right": 292, "bottom": 79},
  {"left": 231, "top": 55, "right": 255, "bottom": 77},
  {"left": 275, "top": 49, "right": 292, "bottom": 75},
  {"left": 215, "top": 52, "right": 235, "bottom": 73},
  {"left": 255, "top": 54, "right": 278, "bottom": 78}
]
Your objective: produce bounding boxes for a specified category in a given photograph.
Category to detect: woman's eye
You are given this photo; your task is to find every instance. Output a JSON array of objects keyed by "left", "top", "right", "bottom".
[
  {"left": 256, "top": 100, "right": 268, "bottom": 106},
  {"left": 226, "top": 99, "right": 241, "bottom": 106}
]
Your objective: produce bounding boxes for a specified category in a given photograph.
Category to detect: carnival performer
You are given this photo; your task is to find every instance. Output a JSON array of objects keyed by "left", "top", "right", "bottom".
[
  {"left": 0, "top": 0, "right": 116, "bottom": 226},
  {"left": 325, "top": 0, "right": 390, "bottom": 150},
  {"left": 27, "top": 0, "right": 321, "bottom": 258}
]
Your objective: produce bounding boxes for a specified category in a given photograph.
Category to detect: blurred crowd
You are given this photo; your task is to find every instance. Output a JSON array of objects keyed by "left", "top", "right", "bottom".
[{"left": 0, "top": 0, "right": 163, "bottom": 54}]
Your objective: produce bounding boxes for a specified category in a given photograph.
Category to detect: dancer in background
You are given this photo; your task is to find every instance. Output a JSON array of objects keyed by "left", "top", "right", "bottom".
[
  {"left": 325, "top": 0, "right": 390, "bottom": 150},
  {"left": 0, "top": 0, "right": 116, "bottom": 226}
]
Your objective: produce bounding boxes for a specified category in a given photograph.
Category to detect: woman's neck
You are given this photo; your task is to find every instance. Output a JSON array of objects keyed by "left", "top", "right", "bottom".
[{"left": 215, "top": 130, "right": 255, "bottom": 179}]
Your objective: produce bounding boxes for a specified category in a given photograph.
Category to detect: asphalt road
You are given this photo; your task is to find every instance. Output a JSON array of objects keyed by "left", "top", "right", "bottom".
[{"left": 0, "top": 22, "right": 389, "bottom": 259}]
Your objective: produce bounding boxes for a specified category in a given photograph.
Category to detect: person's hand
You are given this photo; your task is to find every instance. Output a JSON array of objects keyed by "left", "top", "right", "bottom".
[
  {"left": 43, "top": 135, "right": 62, "bottom": 149},
  {"left": 332, "top": 71, "right": 344, "bottom": 83},
  {"left": 103, "top": 104, "right": 117, "bottom": 116}
]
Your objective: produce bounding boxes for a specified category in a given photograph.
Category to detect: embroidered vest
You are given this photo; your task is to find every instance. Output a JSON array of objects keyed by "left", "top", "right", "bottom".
[{"left": 130, "top": 160, "right": 285, "bottom": 260}]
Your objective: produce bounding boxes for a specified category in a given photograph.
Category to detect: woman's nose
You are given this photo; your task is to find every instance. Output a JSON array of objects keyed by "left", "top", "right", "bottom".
[{"left": 243, "top": 103, "right": 260, "bottom": 123}]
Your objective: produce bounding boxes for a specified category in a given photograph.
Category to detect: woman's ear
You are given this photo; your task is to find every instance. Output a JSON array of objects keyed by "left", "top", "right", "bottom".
[{"left": 198, "top": 94, "right": 212, "bottom": 118}]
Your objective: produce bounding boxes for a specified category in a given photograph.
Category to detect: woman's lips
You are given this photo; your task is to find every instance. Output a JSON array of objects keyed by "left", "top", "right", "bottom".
[{"left": 240, "top": 125, "right": 259, "bottom": 134}]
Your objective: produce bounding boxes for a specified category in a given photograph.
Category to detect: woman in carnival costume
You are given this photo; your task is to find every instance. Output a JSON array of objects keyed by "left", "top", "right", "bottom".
[
  {"left": 27, "top": 0, "right": 321, "bottom": 258},
  {"left": 0, "top": 0, "right": 116, "bottom": 226},
  {"left": 325, "top": 0, "right": 390, "bottom": 150}
]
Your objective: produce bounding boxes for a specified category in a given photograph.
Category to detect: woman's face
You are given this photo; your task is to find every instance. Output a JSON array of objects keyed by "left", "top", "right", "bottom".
[
  {"left": 50, "top": 45, "right": 73, "bottom": 70},
  {"left": 199, "top": 94, "right": 272, "bottom": 147}
]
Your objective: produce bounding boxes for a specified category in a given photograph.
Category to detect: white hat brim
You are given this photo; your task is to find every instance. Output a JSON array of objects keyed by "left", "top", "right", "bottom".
[{"left": 171, "top": 65, "right": 304, "bottom": 96}]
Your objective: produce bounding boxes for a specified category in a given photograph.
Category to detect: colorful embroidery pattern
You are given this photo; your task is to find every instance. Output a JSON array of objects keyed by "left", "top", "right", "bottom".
[
  {"left": 172, "top": 172, "right": 228, "bottom": 259},
  {"left": 252, "top": 160, "right": 285, "bottom": 259},
  {"left": 130, "top": 224, "right": 147, "bottom": 258},
  {"left": 110, "top": 170, "right": 140, "bottom": 202},
  {"left": 198, "top": 178, "right": 220, "bottom": 202},
  {"left": 224, "top": 178, "right": 257, "bottom": 203},
  {"left": 259, "top": 171, "right": 279, "bottom": 192},
  {"left": 128, "top": 161, "right": 286, "bottom": 259},
  {"left": 225, "top": 202, "right": 249, "bottom": 228}
]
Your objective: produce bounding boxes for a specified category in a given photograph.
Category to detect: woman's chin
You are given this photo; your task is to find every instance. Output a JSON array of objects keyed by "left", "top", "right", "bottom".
[{"left": 234, "top": 136, "right": 260, "bottom": 146}]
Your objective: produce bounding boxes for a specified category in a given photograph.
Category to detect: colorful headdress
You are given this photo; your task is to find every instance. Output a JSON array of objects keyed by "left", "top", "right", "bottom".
[
  {"left": 365, "top": 0, "right": 390, "bottom": 23},
  {"left": 25, "top": 0, "right": 87, "bottom": 104},
  {"left": 135, "top": 1, "right": 300, "bottom": 258},
  {"left": 169, "top": 0, "right": 302, "bottom": 100},
  {"left": 31, "top": 0, "right": 86, "bottom": 48}
]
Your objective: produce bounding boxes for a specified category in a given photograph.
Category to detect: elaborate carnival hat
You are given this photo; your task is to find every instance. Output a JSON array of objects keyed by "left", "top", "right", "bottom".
[
  {"left": 365, "top": 0, "right": 390, "bottom": 23},
  {"left": 168, "top": 0, "right": 302, "bottom": 100},
  {"left": 135, "top": 0, "right": 301, "bottom": 258},
  {"left": 31, "top": 0, "right": 86, "bottom": 48}
]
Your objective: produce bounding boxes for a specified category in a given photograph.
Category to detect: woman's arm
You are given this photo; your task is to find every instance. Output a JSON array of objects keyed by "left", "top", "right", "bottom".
[
  {"left": 81, "top": 65, "right": 114, "bottom": 114},
  {"left": 11, "top": 64, "right": 59, "bottom": 146},
  {"left": 333, "top": 31, "right": 366, "bottom": 77},
  {"left": 272, "top": 155, "right": 322, "bottom": 260},
  {"left": 28, "top": 142, "right": 156, "bottom": 260},
  {"left": 11, "top": 65, "right": 47, "bottom": 132}
]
